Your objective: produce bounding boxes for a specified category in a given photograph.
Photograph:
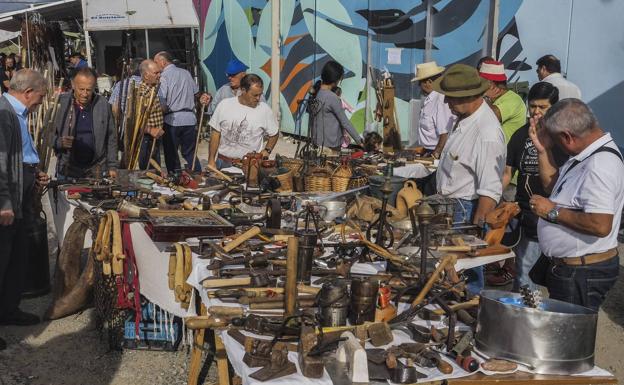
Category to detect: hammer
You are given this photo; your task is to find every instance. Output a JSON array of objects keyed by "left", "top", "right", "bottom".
[{"left": 207, "top": 226, "right": 262, "bottom": 257}]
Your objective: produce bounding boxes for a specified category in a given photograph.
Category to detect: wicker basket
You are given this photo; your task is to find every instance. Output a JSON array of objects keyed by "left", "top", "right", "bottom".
[
  {"left": 305, "top": 167, "right": 332, "bottom": 192},
  {"left": 348, "top": 175, "right": 368, "bottom": 189},
  {"left": 275, "top": 170, "right": 293, "bottom": 192},
  {"left": 280, "top": 158, "right": 304, "bottom": 176},
  {"left": 331, "top": 163, "right": 353, "bottom": 192}
]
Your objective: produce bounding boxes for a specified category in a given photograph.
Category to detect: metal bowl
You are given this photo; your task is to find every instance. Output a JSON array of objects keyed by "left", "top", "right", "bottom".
[{"left": 320, "top": 201, "right": 347, "bottom": 222}]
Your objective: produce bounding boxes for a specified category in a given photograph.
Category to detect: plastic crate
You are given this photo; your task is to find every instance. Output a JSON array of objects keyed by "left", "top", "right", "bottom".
[{"left": 123, "top": 298, "right": 182, "bottom": 351}]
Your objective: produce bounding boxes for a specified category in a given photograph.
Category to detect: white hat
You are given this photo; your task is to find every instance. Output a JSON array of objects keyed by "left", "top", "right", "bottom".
[{"left": 411, "top": 61, "right": 446, "bottom": 82}]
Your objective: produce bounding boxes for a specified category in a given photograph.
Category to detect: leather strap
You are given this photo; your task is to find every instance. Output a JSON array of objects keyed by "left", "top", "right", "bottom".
[{"left": 554, "top": 248, "right": 617, "bottom": 266}]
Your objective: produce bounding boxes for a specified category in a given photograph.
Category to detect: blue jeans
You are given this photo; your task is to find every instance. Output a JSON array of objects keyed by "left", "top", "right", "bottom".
[
  {"left": 513, "top": 234, "right": 541, "bottom": 291},
  {"left": 162, "top": 123, "right": 201, "bottom": 172},
  {"left": 452, "top": 199, "right": 483, "bottom": 295},
  {"left": 138, "top": 136, "right": 161, "bottom": 170},
  {"left": 216, "top": 158, "right": 233, "bottom": 170},
  {"left": 546, "top": 254, "right": 619, "bottom": 311}
]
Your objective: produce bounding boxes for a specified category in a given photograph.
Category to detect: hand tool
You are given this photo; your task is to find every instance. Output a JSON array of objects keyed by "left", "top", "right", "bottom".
[
  {"left": 411, "top": 254, "right": 457, "bottom": 307},
  {"left": 349, "top": 277, "right": 379, "bottom": 325},
  {"left": 208, "top": 305, "right": 284, "bottom": 317},
  {"left": 367, "top": 322, "right": 394, "bottom": 347},
  {"left": 184, "top": 315, "right": 229, "bottom": 330},
  {"left": 249, "top": 298, "right": 315, "bottom": 310},
  {"left": 249, "top": 345, "right": 297, "bottom": 381},
  {"left": 391, "top": 360, "right": 427, "bottom": 383},
  {"left": 191, "top": 104, "right": 206, "bottom": 171},
  {"left": 206, "top": 163, "right": 233, "bottom": 182},
  {"left": 434, "top": 348, "right": 479, "bottom": 373},
  {"left": 206, "top": 226, "right": 262, "bottom": 257},
  {"left": 298, "top": 324, "right": 324, "bottom": 378},
  {"left": 202, "top": 276, "right": 252, "bottom": 288}
]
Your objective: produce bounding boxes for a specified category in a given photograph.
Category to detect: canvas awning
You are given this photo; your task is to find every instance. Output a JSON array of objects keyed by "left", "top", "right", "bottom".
[{"left": 82, "top": 0, "right": 199, "bottom": 31}]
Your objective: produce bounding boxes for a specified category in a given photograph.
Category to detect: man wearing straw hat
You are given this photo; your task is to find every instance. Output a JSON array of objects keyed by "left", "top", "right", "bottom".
[
  {"left": 411, "top": 61, "right": 455, "bottom": 159},
  {"left": 53, "top": 67, "right": 117, "bottom": 180},
  {"left": 433, "top": 64, "right": 506, "bottom": 294}
]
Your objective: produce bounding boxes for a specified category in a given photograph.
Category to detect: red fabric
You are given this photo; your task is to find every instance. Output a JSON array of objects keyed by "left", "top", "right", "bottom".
[{"left": 66, "top": 187, "right": 92, "bottom": 195}]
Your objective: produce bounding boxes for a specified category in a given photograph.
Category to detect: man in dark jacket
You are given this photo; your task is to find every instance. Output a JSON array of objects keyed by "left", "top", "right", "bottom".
[
  {"left": 53, "top": 67, "right": 117, "bottom": 179},
  {"left": 0, "top": 69, "right": 49, "bottom": 350}
]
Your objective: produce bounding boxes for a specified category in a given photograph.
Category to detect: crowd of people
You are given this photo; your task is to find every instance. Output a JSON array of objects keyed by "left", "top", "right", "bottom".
[{"left": 0, "top": 50, "right": 622, "bottom": 353}]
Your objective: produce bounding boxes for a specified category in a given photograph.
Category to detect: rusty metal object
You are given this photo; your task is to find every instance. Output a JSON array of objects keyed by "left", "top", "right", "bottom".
[
  {"left": 298, "top": 324, "right": 324, "bottom": 378},
  {"left": 318, "top": 280, "right": 350, "bottom": 327},
  {"left": 250, "top": 344, "right": 297, "bottom": 381},
  {"left": 349, "top": 278, "right": 379, "bottom": 325},
  {"left": 367, "top": 322, "right": 394, "bottom": 347}
]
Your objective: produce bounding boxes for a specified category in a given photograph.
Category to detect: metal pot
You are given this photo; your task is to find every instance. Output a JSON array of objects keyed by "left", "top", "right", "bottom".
[
  {"left": 475, "top": 289, "right": 598, "bottom": 374},
  {"left": 320, "top": 201, "right": 346, "bottom": 222}
]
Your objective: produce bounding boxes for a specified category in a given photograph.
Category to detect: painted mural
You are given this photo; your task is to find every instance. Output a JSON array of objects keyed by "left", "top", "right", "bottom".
[{"left": 194, "top": 0, "right": 624, "bottom": 146}]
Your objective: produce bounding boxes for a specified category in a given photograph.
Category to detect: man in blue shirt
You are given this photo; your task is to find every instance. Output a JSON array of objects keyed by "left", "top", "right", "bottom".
[
  {"left": 154, "top": 51, "right": 211, "bottom": 172},
  {"left": 69, "top": 53, "right": 88, "bottom": 70},
  {"left": 0, "top": 70, "right": 50, "bottom": 347}
]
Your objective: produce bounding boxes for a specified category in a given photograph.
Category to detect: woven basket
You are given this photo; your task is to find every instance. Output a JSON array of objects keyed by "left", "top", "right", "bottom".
[
  {"left": 280, "top": 158, "right": 304, "bottom": 176},
  {"left": 358, "top": 164, "right": 379, "bottom": 176},
  {"left": 275, "top": 170, "right": 293, "bottom": 192},
  {"left": 305, "top": 167, "right": 332, "bottom": 192},
  {"left": 331, "top": 163, "right": 353, "bottom": 192},
  {"left": 348, "top": 175, "right": 368, "bottom": 189}
]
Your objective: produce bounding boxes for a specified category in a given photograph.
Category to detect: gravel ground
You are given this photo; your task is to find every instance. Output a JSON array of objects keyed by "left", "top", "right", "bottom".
[{"left": 2, "top": 138, "right": 623, "bottom": 384}]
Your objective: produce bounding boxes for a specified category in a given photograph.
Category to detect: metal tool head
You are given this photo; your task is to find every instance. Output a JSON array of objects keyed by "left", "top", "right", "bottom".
[{"left": 391, "top": 361, "right": 427, "bottom": 383}]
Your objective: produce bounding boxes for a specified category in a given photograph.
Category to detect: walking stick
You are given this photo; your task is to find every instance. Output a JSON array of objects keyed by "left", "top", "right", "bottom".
[{"left": 191, "top": 104, "right": 206, "bottom": 171}]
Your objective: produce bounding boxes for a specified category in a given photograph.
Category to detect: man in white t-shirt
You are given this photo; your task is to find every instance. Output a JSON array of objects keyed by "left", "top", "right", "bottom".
[
  {"left": 529, "top": 99, "right": 623, "bottom": 310},
  {"left": 536, "top": 55, "right": 581, "bottom": 100},
  {"left": 208, "top": 74, "right": 279, "bottom": 169}
]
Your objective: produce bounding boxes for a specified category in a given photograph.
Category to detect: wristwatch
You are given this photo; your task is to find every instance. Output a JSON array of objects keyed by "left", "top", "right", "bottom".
[
  {"left": 263, "top": 147, "right": 273, "bottom": 155},
  {"left": 546, "top": 207, "right": 559, "bottom": 223}
]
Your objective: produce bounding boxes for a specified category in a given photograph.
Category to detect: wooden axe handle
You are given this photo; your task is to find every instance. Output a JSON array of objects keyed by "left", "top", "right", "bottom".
[
  {"left": 435, "top": 245, "right": 472, "bottom": 252},
  {"left": 206, "top": 164, "right": 233, "bottom": 182},
  {"left": 223, "top": 226, "right": 262, "bottom": 253},
  {"left": 208, "top": 306, "right": 244, "bottom": 317},
  {"left": 185, "top": 316, "right": 229, "bottom": 330},
  {"left": 433, "top": 297, "right": 480, "bottom": 315},
  {"left": 468, "top": 244, "right": 510, "bottom": 257},
  {"left": 203, "top": 276, "right": 252, "bottom": 288},
  {"left": 411, "top": 254, "right": 457, "bottom": 307},
  {"left": 149, "top": 158, "right": 162, "bottom": 173}
]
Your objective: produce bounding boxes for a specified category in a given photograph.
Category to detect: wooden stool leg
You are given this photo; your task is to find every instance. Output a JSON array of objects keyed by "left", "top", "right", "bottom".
[
  {"left": 188, "top": 304, "right": 207, "bottom": 385},
  {"left": 215, "top": 333, "right": 230, "bottom": 385}
]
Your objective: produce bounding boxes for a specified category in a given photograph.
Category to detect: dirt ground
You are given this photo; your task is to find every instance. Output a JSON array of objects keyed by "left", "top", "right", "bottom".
[{"left": 2, "top": 137, "right": 624, "bottom": 384}]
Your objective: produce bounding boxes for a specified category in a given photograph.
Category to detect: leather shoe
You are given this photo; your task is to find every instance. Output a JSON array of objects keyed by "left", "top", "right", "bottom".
[
  {"left": 0, "top": 309, "right": 40, "bottom": 326},
  {"left": 0, "top": 336, "right": 6, "bottom": 351}
]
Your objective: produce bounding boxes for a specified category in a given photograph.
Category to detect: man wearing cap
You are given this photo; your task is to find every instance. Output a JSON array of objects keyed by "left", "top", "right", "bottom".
[
  {"left": 479, "top": 60, "right": 527, "bottom": 143},
  {"left": 207, "top": 59, "right": 265, "bottom": 115},
  {"left": 154, "top": 51, "right": 211, "bottom": 172},
  {"left": 411, "top": 61, "right": 455, "bottom": 158},
  {"left": 433, "top": 64, "right": 506, "bottom": 294},
  {"left": 536, "top": 54, "right": 581, "bottom": 100}
]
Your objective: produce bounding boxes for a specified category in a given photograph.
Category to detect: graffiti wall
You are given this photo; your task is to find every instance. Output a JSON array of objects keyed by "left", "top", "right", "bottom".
[{"left": 195, "top": 0, "right": 624, "bottom": 145}]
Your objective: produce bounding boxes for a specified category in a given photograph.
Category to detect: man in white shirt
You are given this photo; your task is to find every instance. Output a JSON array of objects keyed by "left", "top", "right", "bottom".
[
  {"left": 528, "top": 99, "right": 623, "bottom": 310},
  {"left": 208, "top": 73, "right": 279, "bottom": 169},
  {"left": 433, "top": 64, "right": 507, "bottom": 294},
  {"left": 411, "top": 61, "right": 455, "bottom": 158},
  {"left": 536, "top": 55, "right": 581, "bottom": 100}
]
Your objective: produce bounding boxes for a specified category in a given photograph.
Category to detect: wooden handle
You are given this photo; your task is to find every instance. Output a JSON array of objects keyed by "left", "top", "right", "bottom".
[
  {"left": 208, "top": 306, "right": 244, "bottom": 317},
  {"left": 174, "top": 243, "right": 185, "bottom": 302},
  {"left": 432, "top": 297, "right": 480, "bottom": 315},
  {"left": 285, "top": 236, "right": 298, "bottom": 317},
  {"left": 149, "top": 158, "right": 162, "bottom": 173},
  {"left": 185, "top": 316, "right": 229, "bottom": 330},
  {"left": 222, "top": 226, "right": 262, "bottom": 252},
  {"left": 206, "top": 164, "right": 233, "bottom": 182},
  {"left": 183, "top": 199, "right": 197, "bottom": 211},
  {"left": 436, "top": 357, "right": 454, "bottom": 374},
  {"left": 468, "top": 244, "right": 510, "bottom": 257},
  {"left": 168, "top": 253, "right": 176, "bottom": 290},
  {"left": 435, "top": 245, "right": 472, "bottom": 252},
  {"left": 411, "top": 254, "right": 457, "bottom": 307},
  {"left": 249, "top": 298, "right": 315, "bottom": 310},
  {"left": 203, "top": 276, "right": 252, "bottom": 288}
]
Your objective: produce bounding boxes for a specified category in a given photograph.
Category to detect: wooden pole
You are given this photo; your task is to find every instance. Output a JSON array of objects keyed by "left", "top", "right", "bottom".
[
  {"left": 285, "top": 236, "right": 299, "bottom": 318},
  {"left": 191, "top": 104, "right": 206, "bottom": 171}
]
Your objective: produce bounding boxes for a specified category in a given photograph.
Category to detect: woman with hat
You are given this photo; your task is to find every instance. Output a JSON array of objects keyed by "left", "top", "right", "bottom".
[
  {"left": 411, "top": 61, "right": 455, "bottom": 158},
  {"left": 310, "top": 61, "right": 363, "bottom": 154},
  {"left": 433, "top": 64, "right": 507, "bottom": 294}
]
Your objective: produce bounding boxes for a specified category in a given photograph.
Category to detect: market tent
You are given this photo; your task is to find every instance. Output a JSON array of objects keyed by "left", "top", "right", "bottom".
[
  {"left": 0, "top": 0, "right": 81, "bottom": 31},
  {"left": 82, "top": 0, "right": 199, "bottom": 31}
]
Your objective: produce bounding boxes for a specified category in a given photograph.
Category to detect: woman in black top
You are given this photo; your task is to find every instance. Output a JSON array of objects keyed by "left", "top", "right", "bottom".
[{"left": 492, "top": 82, "right": 568, "bottom": 289}]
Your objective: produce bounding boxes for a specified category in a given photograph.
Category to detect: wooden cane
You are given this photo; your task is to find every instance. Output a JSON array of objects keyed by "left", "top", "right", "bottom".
[{"left": 191, "top": 104, "right": 206, "bottom": 171}]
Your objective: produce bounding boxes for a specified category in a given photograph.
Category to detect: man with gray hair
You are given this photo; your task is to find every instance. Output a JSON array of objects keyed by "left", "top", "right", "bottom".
[
  {"left": 0, "top": 69, "right": 50, "bottom": 342},
  {"left": 154, "top": 51, "right": 211, "bottom": 172},
  {"left": 528, "top": 99, "right": 623, "bottom": 310}
]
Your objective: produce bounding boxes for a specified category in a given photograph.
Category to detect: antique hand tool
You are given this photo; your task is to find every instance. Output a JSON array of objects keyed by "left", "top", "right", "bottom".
[
  {"left": 202, "top": 276, "right": 252, "bottom": 288},
  {"left": 391, "top": 360, "right": 428, "bottom": 383},
  {"left": 184, "top": 315, "right": 229, "bottom": 330},
  {"left": 206, "top": 163, "right": 233, "bottom": 182},
  {"left": 411, "top": 254, "right": 457, "bottom": 307},
  {"left": 206, "top": 226, "right": 262, "bottom": 257},
  {"left": 298, "top": 324, "right": 324, "bottom": 378},
  {"left": 249, "top": 345, "right": 297, "bottom": 381},
  {"left": 285, "top": 236, "right": 298, "bottom": 317},
  {"left": 208, "top": 306, "right": 284, "bottom": 317},
  {"left": 249, "top": 298, "right": 315, "bottom": 310}
]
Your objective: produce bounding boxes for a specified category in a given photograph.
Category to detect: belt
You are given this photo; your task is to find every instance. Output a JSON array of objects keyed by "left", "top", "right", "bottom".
[
  {"left": 552, "top": 248, "right": 618, "bottom": 266},
  {"left": 164, "top": 108, "right": 193, "bottom": 116},
  {"left": 217, "top": 153, "right": 239, "bottom": 163},
  {"left": 23, "top": 163, "right": 38, "bottom": 169}
]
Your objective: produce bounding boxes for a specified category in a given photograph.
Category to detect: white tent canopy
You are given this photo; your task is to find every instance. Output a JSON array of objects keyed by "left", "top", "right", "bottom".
[{"left": 82, "top": 0, "right": 199, "bottom": 31}]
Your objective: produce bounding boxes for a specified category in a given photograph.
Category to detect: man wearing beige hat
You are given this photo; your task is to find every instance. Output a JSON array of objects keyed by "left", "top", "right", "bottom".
[
  {"left": 433, "top": 64, "right": 506, "bottom": 294},
  {"left": 411, "top": 61, "right": 455, "bottom": 158}
]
